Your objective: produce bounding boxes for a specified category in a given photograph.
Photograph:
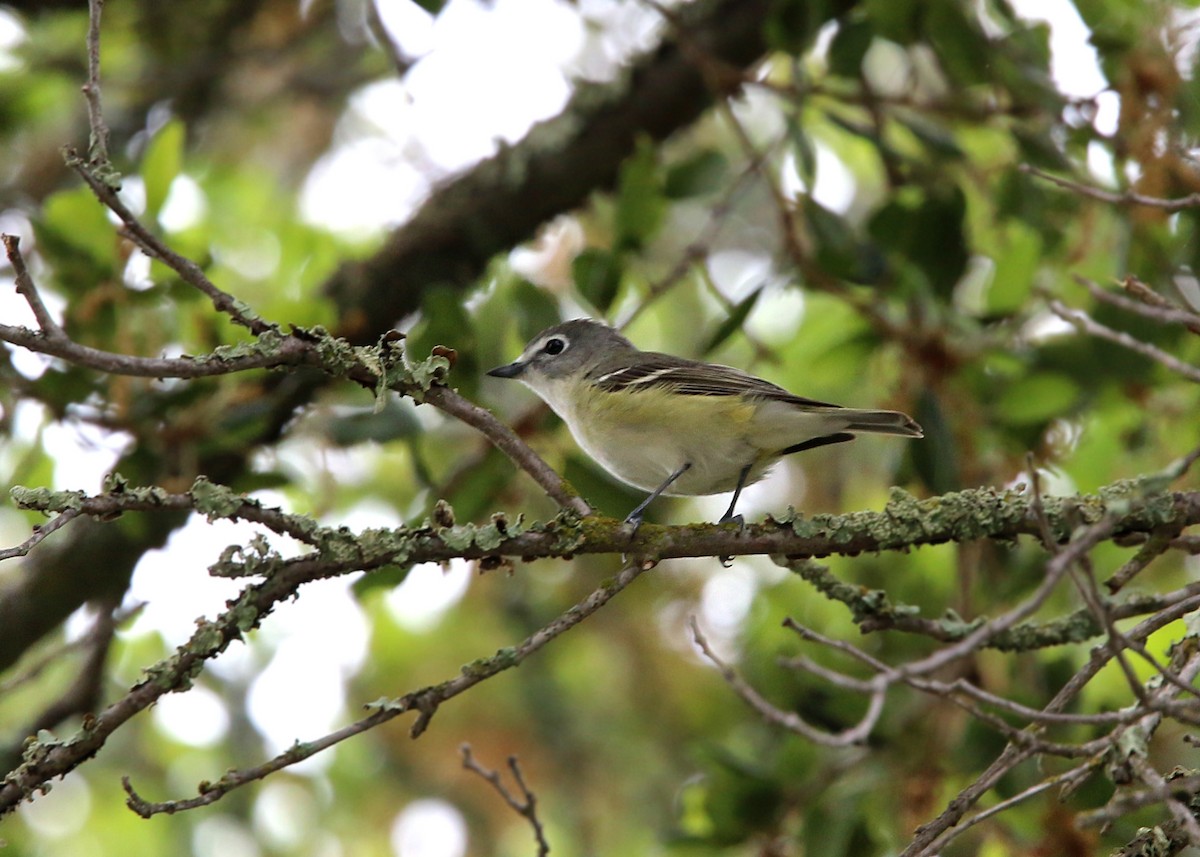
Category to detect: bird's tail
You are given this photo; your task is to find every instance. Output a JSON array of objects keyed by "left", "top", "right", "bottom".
[{"left": 841, "top": 408, "right": 924, "bottom": 438}]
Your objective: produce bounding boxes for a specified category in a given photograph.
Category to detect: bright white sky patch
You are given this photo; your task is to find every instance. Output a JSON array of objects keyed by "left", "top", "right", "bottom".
[
  {"left": 0, "top": 9, "right": 23, "bottom": 71},
  {"left": 302, "top": 0, "right": 584, "bottom": 234},
  {"left": 780, "top": 143, "right": 857, "bottom": 214},
  {"left": 385, "top": 559, "right": 473, "bottom": 632},
  {"left": 153, "top": 683, "right": 231, "bottom": 747},
  {"left": 192, "top": 816, "right": 261, "bottom": 857},
  {"left": 245, "top": 576, "right": 369, "bottom": 757},
  {"left": 253, "top": 780, "right": 321, "bottom": 852},
  {"left": 18, "top": 773, "right": 92, "bottom": 839},
  {"left": 1010, "top": 0, "right": 1108, "bottom": 99},
  {"left": 390, "top": 799, "right": 469, "bottom": 857}
]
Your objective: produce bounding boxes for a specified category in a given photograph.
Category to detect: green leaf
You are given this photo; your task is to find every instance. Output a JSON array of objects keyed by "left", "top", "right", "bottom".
[
  {"left": 765, "top": 0, "right": 843, "bottom": 53},
  {"left": 785, "top": 116, "right": 817, "bottom": 186},
  {"left": 511, "top": 279, "right": 562, "bottom": 343},
  {"left": 141, "top": 118, "right": 185, "bottom": 222},
  {"left": 326, "top": 400, "right": 423, "bottom": 446},
  {"left": 803, "top": 198, "right": 884, "bottom": 284},
  {"left": 828, "top": 18, "right": 875, "bottom": 77},
  {"left": 864, "top": 0, "right": 919, "bottom": 44},
  {"left": 986, "top": 222, "right": 1042, "bottom": 314},
  {"left": 995, "top": 373, "right": 1080, "bottom": 426},
  {"left": 664, "top": 149, "right": 728, "bottom": 199},
  {"left": 614, "top": 138, "right": 665, "bottom": 250},
  {"left": 33, "top": 186, "right": 118, "bottom": 290},
  {"left": 704, "top": 287, "right": 763, "bottom": 354},
  {"left": 868, "top": 185, "right": 968, "bottom": 296},
  {"left": 911, "top": 389, "right": 961, "bottom": 494},
  {"left": 925, "top": 0, "right": 992, "bottom": 85},
  {"left": 894, "top": 113, "right": 963, "bottom": 159},
  {"left": 572, "top": 248, "right": 623, "bottom": 312},
  {"left": 408, "top": 287, "right": 478, "bottom": 398}
]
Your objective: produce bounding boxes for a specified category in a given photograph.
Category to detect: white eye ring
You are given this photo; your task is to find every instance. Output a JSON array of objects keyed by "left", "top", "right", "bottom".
[{"left": 542, "top": 335, "right": 568, "bottom": 356}]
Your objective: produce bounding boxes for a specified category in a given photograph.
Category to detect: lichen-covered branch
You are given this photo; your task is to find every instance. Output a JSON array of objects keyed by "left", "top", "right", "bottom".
[{"left": 11, "top": 479, "right": 1199, "bottom": 572}]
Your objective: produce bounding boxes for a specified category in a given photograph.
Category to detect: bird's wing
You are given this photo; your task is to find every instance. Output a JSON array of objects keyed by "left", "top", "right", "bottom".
[{"left": 589, "top": 352, "right": 842, "bottom": 409}]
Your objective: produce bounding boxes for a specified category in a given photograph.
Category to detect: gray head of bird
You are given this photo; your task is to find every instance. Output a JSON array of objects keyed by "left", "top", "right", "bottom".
[{"left": 487, "top": 319, "right": 636, "bottom": 383}]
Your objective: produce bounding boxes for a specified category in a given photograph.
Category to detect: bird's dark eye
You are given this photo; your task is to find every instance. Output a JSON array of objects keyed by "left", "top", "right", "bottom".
[{"left": 543, "top": 337, "right": 566, "bottom": 355}]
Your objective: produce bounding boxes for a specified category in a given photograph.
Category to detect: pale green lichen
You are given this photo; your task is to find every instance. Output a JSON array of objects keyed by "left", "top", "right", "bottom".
[
  {"left": 209, "top": 535, "right": 286, "bottom": 578},
  {"left": 461, "top": 646, "right": 519, "bottom": 678},
  {"left": 10, "top": 486, "right": 85, "bottom": 513},
  {"left": 205, "top": 326, "right": 286, "bottom": 365},
  {"left": 781, "top": 559, "right": 920, "bottom": 624},
  {"left": 407, "top": 352, "right": 451, "bottom": 394},
  {"left": 190, "top": 476, "right": 245, "bottom": 519},
  {"left": 363, "top": 697, "right": 408, "bottom": 713}
]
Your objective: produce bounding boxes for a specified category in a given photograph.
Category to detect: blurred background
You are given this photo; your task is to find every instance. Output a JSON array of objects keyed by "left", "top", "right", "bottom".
[{"left": 2, "top": 0, "right": 1200, "bottom": 854}]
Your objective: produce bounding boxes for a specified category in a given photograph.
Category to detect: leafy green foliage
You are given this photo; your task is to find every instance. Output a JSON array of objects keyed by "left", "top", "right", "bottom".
[{"left": 4, "top": 1, "right": 1200, "bottom": 856}]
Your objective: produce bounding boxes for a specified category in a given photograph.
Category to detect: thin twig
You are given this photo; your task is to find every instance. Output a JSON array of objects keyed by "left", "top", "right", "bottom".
[
  {"left": 115, "top": 561, "right": 649, "bottom": 817},
  {"left": 904, "top": 594, "right": 1200, "bottom": 856},
  {"left": 0, "top": 508, "right": 81, "bottom": 562},
  {"left": 82, "top": 0, "right": 110, "bottom": 167},
  {"left": 1075, "top": 275, "right": 1200, "bottom": 335},
  {"left": 65, "top": 159, "right": 274, "bottom": 335},
  {"left": 1021, "top": 164, "right": 1200, "bottom": 212},
  {"left": 3, "top": 235, "right": 62, "bottom": 336},
  {"left": 1106, "top": 529, "right": 1181, "bottom": 592},
  {"left": 1047, "top": 298, "right": 1200, "bottom": 384},
  {"left": 461, "top": 745, "right": 550, "bottom": 856},
  {"left": 692, "top": 617, "right": 885, "bottom": 746},
  {"left": 425, "top": 386, "right": 592, "bottom": 517},
  {"left": 1124, "top": 276, "right": 1200, "bottom": 331},
  {"left": 1080, "top": 773, "right": 1200, "bottom": 828},
  {"left": 951, "top": 762, "right": 1096, "bottom": 835}
]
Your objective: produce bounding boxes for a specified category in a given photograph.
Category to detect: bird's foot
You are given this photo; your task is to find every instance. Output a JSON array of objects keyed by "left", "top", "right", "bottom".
[{"left": 718, "top": 513, "right": 744, "bottom": 567}]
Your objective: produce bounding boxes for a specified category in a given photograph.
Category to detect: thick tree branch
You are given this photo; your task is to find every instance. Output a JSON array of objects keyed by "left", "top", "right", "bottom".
[
  {"left": 11, "top": 481, "right": 1198, "bottom": 571},
  {"left": 0, "top": 0, "right": 778, "bottom": 671},
  {"left": 324, "top": 0, "right": 773, "bottom": 342}
]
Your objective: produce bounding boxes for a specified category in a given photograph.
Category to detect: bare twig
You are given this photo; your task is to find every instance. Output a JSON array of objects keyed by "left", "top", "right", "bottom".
[
  {"left": 461, "top": 745, "right": 550, "bottom": 856},
  {"left": 65, "top": 160, "right": 274, "bottom": 335},
  {"left": 1047, "top": 298, "right": 1200, "bottom": 384},
  {"left": 1127, "top": 756, "right": 1200, "bottom": 849},
  {"left": 116, "top": 561, "right": 649, "bottom": 817},
  {"left": 904, "top": 594, "right": 1200, "bottom": 857},
  {"left": 1, "top": 235, "right": 588, "bottom": 516},
  {"left": 0, "top": 601, "right": 139, "bottom": 697},
  {"left": 3, "top": 235, "right": 61, "bottom": 336},
  {"left": 1076, "top": 275, "right": 1200, "bottom": 335},
  {"left": 1107, "top": 529, "right": 1181, "bottom": 592},
  {"left": 1021, "top": 164, "right": 1200, "bottom": 212},
  {"left": 1124, "top": 276, "right": 1200, "bottom": 332},
  {"left": 425, "top": 386, "right": 592, "bottom": 517},
  {"left": 0, "top": 508, "right": 81, "bottom": 562},
  {"left": 692, "top": 617, "right": 885, "bottom": 746},
  {"left": 1080, "top": 772, "right": 1200, "bottom": 829},
  {"left": 951, "top": 762, "right": 1096, "bottom": 835},
  {"left": 82, "top": 0, "right": 111, "bottom": 168}
]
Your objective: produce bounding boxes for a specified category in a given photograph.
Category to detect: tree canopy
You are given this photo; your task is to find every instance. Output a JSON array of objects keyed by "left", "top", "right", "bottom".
[{"left": 2, "top": 1, "right": 1200, "bottom": 855}]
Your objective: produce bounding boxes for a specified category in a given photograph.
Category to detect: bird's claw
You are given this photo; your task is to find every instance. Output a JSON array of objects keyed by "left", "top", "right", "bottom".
[{"left": 718, "top": 513, "right": 744, "bottom": 566}]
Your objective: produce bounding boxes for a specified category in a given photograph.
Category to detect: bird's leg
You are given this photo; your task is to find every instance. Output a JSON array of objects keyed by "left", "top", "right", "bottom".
[
  {"left": 718, "top": 464, "right": 752, "bottom": 568},
  {"left": 719, "top": 464, "right": 753, "bottom": 526},
  {"left": 624, "top": 462, "right": 692, "bottom": 528}
]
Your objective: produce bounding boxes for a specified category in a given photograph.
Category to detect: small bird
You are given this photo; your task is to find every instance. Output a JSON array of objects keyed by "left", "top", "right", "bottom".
[{"left": 488, "top": 319, "right": 922, "bottom": 525}]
